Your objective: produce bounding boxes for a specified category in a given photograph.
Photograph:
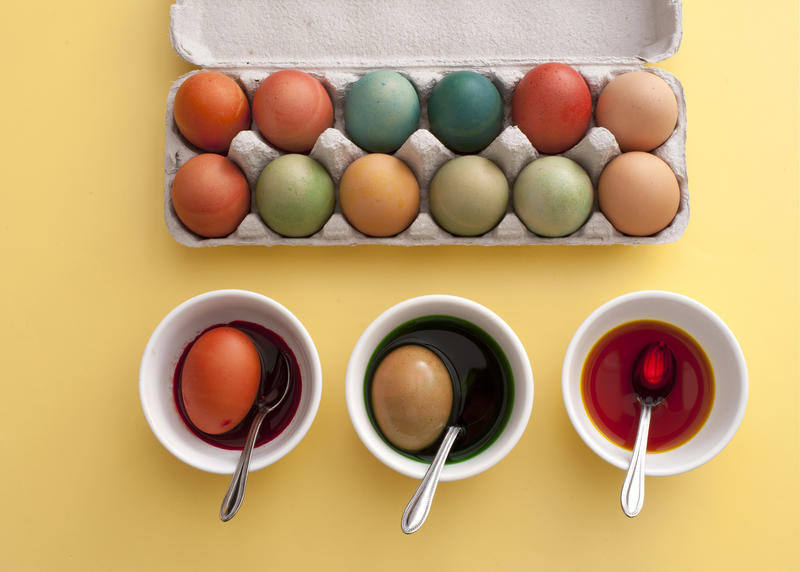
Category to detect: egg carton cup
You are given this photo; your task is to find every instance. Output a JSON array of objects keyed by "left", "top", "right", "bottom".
[{"left": 164, "top": 0, "right": 687, "bottom": 247}]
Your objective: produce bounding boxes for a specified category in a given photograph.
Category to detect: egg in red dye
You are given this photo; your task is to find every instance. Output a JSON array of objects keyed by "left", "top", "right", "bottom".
[
  {"left": 512, "top": 63, "right": 592, "bottom": 154},
  {"left": 180, "top": 327, "right": 261, "bottom": 435}
]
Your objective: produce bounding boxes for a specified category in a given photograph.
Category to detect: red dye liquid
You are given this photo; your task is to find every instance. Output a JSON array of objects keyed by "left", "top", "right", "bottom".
[
  {"left": 581, "top": 320, "right": 714, "bottom": 452},
  {"left": 173, "top": 320, "right": 302, "bottom": 450}
]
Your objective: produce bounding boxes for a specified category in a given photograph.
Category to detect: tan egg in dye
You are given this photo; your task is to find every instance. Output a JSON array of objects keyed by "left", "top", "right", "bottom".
[
  {"left": 370, "top": 345, "right": 453, "bottom": 451},
  {"left": 598, "top": 151, "right": 680, "bottom": 237}
]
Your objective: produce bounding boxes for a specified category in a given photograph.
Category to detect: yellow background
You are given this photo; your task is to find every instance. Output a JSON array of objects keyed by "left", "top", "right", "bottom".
[{"left": 1, "top": 1, "right": 798, "bottom": 570}]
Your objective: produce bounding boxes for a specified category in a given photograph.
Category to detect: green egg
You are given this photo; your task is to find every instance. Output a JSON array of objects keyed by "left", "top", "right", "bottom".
[
  {"left": 428, "top": 71, "right": 503, "bottom": 153},
  {"left": 344, "top": 70, "right": 420, "bottom": 153},
  {"left": 429, "top": 156, "right": 509, "bottom": 236},
  {"left": 513, "top": 156, "right": 594, "bottom": 237},
  {"left": 256, "top": 154, "right": 334, "bottom": 237}
]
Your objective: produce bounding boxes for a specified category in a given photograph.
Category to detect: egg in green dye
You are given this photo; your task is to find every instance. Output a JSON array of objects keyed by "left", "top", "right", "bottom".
[
  {"left": 256, "top": 154, "right": 335, "bottom": 237},
  {"left": 428, "top": 71, "right": 503, "bottom": 153},
  {"left": 344, "top": 70, "right": 420, "bottom": 153},
  {"left": 513, "top": 156, "right": 594, "bottom": 237}
]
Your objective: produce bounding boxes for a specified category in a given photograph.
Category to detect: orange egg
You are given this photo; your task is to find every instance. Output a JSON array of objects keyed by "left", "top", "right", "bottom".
[
  {"left": 173, "top": 72, "right": 251, "bottom": 153},
  {"left": 171, "top": 154, "right": 250, "bottom": 238},
  {"left": 252, "top": 70, "right": 333, "bottom": 153},
  {"left": 180, "top": 327, "right": 261, "bottom": 435},
  {"left": 339, "top": 154, "right": 420, "bottom": 237}
]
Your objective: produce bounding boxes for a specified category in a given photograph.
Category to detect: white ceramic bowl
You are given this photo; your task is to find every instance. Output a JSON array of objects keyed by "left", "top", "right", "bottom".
[
  {"left": 346, "top": 295, "right": 534, "bottom": 481},
  {"left": 139, "top": 289, "right": 322, "bottom": 474},
  {"left": 562, "top": 290, "right": 747, "bottom": 476}
]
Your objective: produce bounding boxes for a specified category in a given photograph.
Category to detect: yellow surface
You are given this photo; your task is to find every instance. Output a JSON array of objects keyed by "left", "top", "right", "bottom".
[{"left": 1, "top": 1, "right": 798, "bottom": 570}]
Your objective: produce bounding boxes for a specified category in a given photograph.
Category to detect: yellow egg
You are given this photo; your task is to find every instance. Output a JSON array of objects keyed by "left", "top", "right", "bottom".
[
  {"left": 370, "top": 345, "right": 453, "bottom": 451},
  {"left": 339, "top": 154, "right": 420, "bottom": 237}
]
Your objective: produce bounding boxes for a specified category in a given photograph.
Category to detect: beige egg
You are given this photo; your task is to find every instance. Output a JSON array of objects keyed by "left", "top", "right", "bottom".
[
  {"left": 595, "top": 71, "right": 678, "bottom": 152},
  {"left": 370, "top": 345, "right": 453, "bottom": 451},
  {"left": 598, "top": 152, "right": 680, "bottom": 236}
]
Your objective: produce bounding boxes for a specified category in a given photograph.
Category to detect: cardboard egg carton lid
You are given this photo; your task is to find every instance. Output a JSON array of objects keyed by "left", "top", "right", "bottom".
[
  {"left": 166, "top": 0, "right": 686, "bottom": 247},
  {"left": 170, "top": 0, "right": 682, "bottom": 68}
]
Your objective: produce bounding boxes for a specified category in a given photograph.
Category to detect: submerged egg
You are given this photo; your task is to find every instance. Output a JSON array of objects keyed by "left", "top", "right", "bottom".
[
  {"left": 370, "top": 345, "right": 453, "bottom": 451},
  {"left": 180, "top": 327, "right": 261, "bottom": 435}
]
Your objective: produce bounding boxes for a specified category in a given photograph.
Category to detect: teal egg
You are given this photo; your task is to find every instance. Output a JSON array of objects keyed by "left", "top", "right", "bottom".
[
  {"left": 428, "top": 71, "right": 503, "bottom": 153},
  {"left": 513, "top": 156, "right": 594, "bottom": 237},
  {"left": 256, "top": 154, "right": 335, "bottom": 237},
  {"left": 344, "top": 70, "right": 420, "bottom": 153},
  {"left": 429, "top": 156, "right": 509, "bottom": 236}
]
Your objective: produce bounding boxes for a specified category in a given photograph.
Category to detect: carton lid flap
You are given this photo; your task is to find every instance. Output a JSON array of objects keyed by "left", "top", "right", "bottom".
[{"left": 170, "top": 0, "right": 682, "bottom": 68}]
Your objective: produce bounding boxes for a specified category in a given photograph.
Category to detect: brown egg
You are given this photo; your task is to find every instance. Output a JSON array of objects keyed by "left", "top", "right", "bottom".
[
  {"left": 370, "top": 345, "right": 453, "bottom": 451},
  {"left": 598, "top": 152, "right": 680, "bottom": 236},
  {"left": 595, "top": 71, "right": 678, "bottom": 152}
]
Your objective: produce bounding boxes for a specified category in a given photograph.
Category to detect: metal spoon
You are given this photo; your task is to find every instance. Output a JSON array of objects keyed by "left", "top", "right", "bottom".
[
  {"left": 620, "top": 341, "right": 677, "bottom": 518},
  {"left": 220, "top": 350, "right": 291, "bottom": 522},
  {"left": 401, "top": 425, "right": 464, "bottom": 534}
]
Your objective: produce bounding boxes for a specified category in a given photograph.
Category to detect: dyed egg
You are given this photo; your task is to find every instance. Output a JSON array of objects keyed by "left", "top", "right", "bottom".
[
  {"left": 252, "top": 70, "right": 333, "bottom": 153},
  {"left": 598, "top": 151, "right": 680, "bottom": 236},
  {"left": 427, "top": 71, "right": 503, "bottom": 153},
  {"left": 429, "top": 156, "right": 509, "bottom": 236},
  {"left": 595, "top": 71, "right": 679, "bottom": 152},
  {"left": 512, "top": 63, "right": 592, "bottom": 154},
  {"left": 513, "top": 156, "right": 594, "bottom": 237},
  {"left": 256, "top": 154, "right": 334, "bottom": 237},
  {"left": 339, "top": 154, "right": 420, "bottom": 237},
  {"left": 371, "top": 345, "right": 453, "bottom": 451},
  {"left": 345, "top": 70, "right": 420, "bottom": 153},
  {"left": 171, "top": 154, "right": 250, "bottom": 238},
  {"left": 180, "top": 327, "right": 261, "bottom": 435},
  {"left": 173, "top": 72, "right": 251, "bottom": 154}
]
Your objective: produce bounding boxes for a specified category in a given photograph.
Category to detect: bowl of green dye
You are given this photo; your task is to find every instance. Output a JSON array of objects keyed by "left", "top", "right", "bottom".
[{"left": 345, "top": 295, "right": 534, "bottom": 481}]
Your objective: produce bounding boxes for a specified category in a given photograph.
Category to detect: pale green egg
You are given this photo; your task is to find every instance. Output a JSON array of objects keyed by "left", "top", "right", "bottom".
[
  {"left": 429, "top": 156, "right": 509, "bottom": 236},
  {"left": 513, "top": 156, "right": 593, "bottom": 237}
]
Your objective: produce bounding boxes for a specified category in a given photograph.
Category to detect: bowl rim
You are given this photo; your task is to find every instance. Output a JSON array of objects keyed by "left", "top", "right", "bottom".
[
  {"left": 345, "top": 294, "right": 534, "bottom": 482},
  {"left": 139, "top": 288, "right": 322, "bottom": 474},
  {"left": 561, "top": 289, "right": 748, "bottom": 476}
]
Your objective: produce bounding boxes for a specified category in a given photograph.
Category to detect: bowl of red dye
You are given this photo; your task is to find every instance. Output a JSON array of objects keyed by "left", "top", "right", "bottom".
[
  {"left": 139, "top": 289, "right": 322, "bottom": 474},
  {"left": 562, "top": 291, "right": 747, "bottom": 476}
]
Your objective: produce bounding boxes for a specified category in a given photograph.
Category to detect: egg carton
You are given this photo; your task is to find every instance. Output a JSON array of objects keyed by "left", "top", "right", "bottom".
[{"left": 165, "top": 0, "right": 687, "bottom": 247}]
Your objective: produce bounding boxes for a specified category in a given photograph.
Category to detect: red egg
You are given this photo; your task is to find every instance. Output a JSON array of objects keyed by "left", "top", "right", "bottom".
[
  {"left": 252, "top": 70, "right": 333, "bottom": 153},
  {"left": 512, "top": 63, "right": 592, "bottom": 154},
  {"left": 180, "top": 327, "right": 261, "bottom": 435},
  {"left": 173, "top": 72, "right": 251, "bottom": 153},
  {"left": 171, "top": 154, "right": 250, "bottom": 238}
]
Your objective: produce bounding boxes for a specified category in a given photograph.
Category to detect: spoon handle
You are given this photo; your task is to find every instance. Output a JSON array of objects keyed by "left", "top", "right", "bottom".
[
  {"left": 401, "top": 425, "right": 463, "bottom": 534},
  {"left": 621, "top": 403, "right": 652, "bottom": 518},
  {"left": 220, "top": 408, "right": 268, "bottom": 522}
]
